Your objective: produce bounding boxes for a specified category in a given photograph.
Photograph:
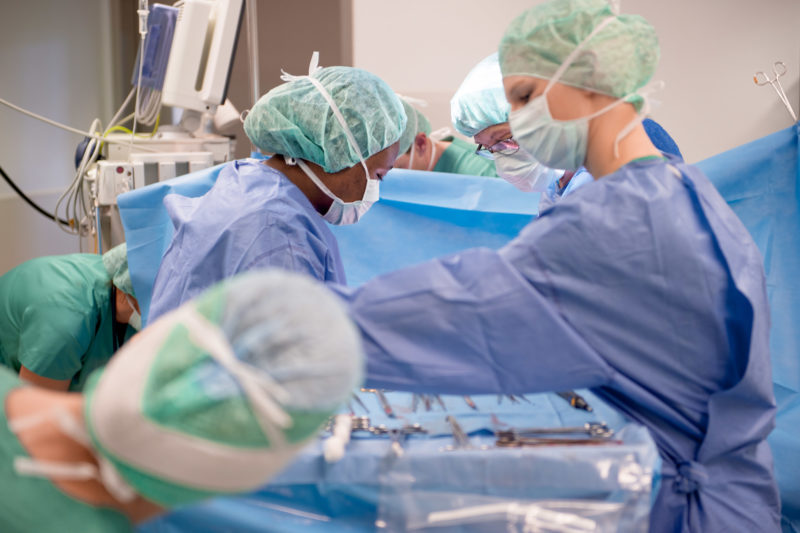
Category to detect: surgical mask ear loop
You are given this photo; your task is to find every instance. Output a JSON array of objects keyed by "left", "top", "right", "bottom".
[
  {"left": 611, "top": 80, "right": 665, "bottom": 158},
  {"left": 409, "top": 112, "right": 419, "bottom": 169},
  {"left": 426, "top": 137, "right": 437, "bottom": 172},
  {"left": 280, "top": 51, "right": 370, "bottom": 181},
  {"left": 285, "top": 155, "right": 344, "bottom": 204},
  {"left": 179, "top": 308, "right": 293, "bottom": 448}
]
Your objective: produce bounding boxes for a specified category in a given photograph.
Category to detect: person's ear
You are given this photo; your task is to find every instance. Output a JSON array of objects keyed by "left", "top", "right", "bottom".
[{"left": 414, "top": 132, "right": 428, "bottom": 153}]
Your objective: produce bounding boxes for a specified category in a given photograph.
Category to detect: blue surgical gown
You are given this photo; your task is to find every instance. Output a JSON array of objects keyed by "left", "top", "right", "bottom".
[
  {"left": 149, "top": 159, "right": 345, "bottom": 321},
  {"left": 537, "top": 119, "right": 683, "bottom": 212},
  {"left": 333, "top": 155, "right": 779, "bottom": 532}
]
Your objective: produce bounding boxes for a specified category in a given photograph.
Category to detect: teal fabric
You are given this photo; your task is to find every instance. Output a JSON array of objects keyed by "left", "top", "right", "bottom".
[
  {"left": 101, "top": 243, "right": 134, "bottom": 297},
  {"left": 0, "top": 254, "right": 133, "bottom": 390},
  {"left": 243, "top": 66, "right": 406, "bottom": 173},
  {"left": 433, "top": 137, "right": 499, "bottom": 178},
  {"left": 499, "top": 0, "right": 659, "bottom": 110},
  {"left": 0, "top": 367, "right": 132, "bottom": 533},
  {"left": 397, "top": 99, "right": 432, "bottom": 155}
]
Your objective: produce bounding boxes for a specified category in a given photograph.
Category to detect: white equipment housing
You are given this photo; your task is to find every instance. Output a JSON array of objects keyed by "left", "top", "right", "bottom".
[
  {"left": 105, "top": 129, "right": 232, "bottom": 165},
  {"left": 161, "top": 0, "right": 244, "bottom": 113},
  {"left": 96, "top": 162, "right": 135, "bottom": 206},
  {"left": 95, "top": 152, "right": 214, "bottom": 206}
]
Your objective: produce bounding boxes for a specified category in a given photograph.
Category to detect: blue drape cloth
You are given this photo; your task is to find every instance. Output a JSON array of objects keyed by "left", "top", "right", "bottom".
[
  {"left": 697, "top": 123, "right": 800, "bottom": 532},
  {"left": 122, "top": 123, "right": 800, "bottom": 532}
]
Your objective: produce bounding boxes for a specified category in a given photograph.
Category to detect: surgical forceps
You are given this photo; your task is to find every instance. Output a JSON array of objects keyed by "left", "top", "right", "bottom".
[
  {"left": 361, "top": 388, "right": 395, "bottom": 418},
  {"left": 754, "top": 61, "right": 798, "bottom": 122}
]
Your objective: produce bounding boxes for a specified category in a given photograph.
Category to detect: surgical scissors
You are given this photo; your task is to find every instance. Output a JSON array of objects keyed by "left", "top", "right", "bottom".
[{"left": 754, "top": 61, "right": 797, "bottom": 122}]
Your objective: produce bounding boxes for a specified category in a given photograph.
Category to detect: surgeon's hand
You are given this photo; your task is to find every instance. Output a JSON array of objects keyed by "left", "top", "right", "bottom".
[{"left": 558, "top": 170, "right": 576, "bottom": 190}]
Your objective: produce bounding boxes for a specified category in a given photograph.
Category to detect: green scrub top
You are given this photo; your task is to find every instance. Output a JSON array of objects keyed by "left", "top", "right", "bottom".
[
  {"left": 0, "top": 367, "right": 132, "bottom": 533},
  {"left": 0, "top": 254, "right": 134, "bottom": 391},
  {"left": 433, "top": 136, "right": 499, "bottom": 178}
]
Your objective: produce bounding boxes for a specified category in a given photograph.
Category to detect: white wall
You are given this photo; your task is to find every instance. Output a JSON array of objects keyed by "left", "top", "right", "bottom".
[
  {"left": 353, "top": 0, "right": 800, "bottom": 163},
  {"left": 0, "top": 0, "right": 113, "bottom": 274}
]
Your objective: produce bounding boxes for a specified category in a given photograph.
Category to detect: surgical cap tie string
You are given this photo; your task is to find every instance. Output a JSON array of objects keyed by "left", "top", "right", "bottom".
[
  {"left": 396, "top": 94, "right": 428, "bottom": 108},
  {"left": 429, "top": 127, "right": 452, "bottom": 142},
  {"left": 10, "top": 407, "right": 138, "bottom": 503},
  {"left": 280, "top": 52, "right": 371, "bottom": 178},
  {"left": 612, "top": 79, "right": 665, "bottom": 157},
  {"left": 179, "top": 309, "right": 293, "bottom": 448}
]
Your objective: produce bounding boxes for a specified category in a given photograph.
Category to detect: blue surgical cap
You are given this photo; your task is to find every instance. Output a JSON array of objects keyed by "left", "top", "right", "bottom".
[
  {"left": 398, "top": 99, "right": 432, "bottom": 155},
  {"left": 450, "top": 53, "right": 510, "bottom": 137}
]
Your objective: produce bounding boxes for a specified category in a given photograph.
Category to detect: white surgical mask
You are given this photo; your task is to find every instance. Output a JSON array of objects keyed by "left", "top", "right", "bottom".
[
  {"left": 494, "top": 145, "right": 563, "bottom": 192},
  {"left": 289, "top": 156, "right": 379, "bottom": 226},
  {"left": 124, "top": 294, "right": 141, "bottom": 331},
  {"left": 508, "top": 16, "right": 651, "bottom": 171},
  {"left": 281, "top": 52, "right": 380, "bottom": 226}
]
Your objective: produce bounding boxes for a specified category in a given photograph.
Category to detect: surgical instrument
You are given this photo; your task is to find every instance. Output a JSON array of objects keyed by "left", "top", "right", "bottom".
[
  {"left": 556, "top": 391, "right": 593, "bottom": 412},
  {"left": 351, "top": 393, "right": 370, "bottom": 413},
  {"left": 361, "top": 388, "right": 395, "bottom": 418},
  {"left": 422, "top": 394, "right": 433, "bottom": 412},
  {"left": 434, "top": 394, "right": 448, "bottom": 411},
  {"left": 511, "top": 422, "right": 614, "bottom": 439},
  {"left": 446, "top": 415, "right": 472, "bottom": 450},
  {"left": 463, "top": 395, "right": 478, "bottom": 410},
  {"left": 754, "top": 61, "right": 798, "bottom": 122},
  {"left": 495, "top": 431, "right": 621, "bottom": 447}
]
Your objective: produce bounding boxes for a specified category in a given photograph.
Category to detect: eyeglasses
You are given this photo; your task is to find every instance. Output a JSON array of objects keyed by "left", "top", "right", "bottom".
[{"left": 474, "top": 138, "right": 519, "bottom": 160}]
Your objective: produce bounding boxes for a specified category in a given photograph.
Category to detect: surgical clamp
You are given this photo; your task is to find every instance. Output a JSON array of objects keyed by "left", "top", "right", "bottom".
[{"left": 361, "top": 388, "right": 395, "bottom": 418}]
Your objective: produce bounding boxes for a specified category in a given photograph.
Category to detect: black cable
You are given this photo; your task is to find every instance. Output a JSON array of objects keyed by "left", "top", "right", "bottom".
[{"left": 0, "top": 164, "right": 71, "bottom": 225}]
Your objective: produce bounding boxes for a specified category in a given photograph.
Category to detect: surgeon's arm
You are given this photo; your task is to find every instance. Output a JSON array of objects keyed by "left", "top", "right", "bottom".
[
  {"left": 18, "top": 366, "right": 71, "bottom": 391},
  {"left": 17, "top": 304, "right": 93, "bottom": 390},
  {"left": 331, "top": 247, "right": 614, "bottom": 395}
]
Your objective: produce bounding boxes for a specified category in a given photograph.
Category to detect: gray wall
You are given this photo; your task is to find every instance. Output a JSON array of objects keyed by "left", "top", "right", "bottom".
[
  {"left": 0, "top": 0, "right": 353, "bottom": 273},
  {"left": 1, "top": 0, "right": 796, "bottom": 274},
  {"left": 225, "top": 0, "right": 353, "bottom": 159},
  {"left": 0, "top": 0, "right": 115, "bottom": 274},
  {"left": 352, "top": 0, "right": 800, "bottom": 163}
]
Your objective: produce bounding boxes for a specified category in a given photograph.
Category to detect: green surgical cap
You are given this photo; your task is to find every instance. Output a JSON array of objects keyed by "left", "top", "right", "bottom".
[
  {"left": 84, "top": 270, "right": 364, "bottom": 507},
  {"left": 101, "top": 243, "right": 134, "bottom": 297},
  {"left": 450, "top": 53, "right": 510, "bottom": 137},
  {"left": 397, "top": 99, "right": 432, "bottom": 155},
  {"left": 244, "top": 66, "right": 407, "bottom": 173},
  {"left": 499, "top": 0, "right": 659, "bottom": 108}
]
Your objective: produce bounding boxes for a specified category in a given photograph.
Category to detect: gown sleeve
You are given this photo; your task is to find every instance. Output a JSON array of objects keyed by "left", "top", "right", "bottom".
[
  {"left": 331, "top": 247, "right": 615, "bottom": 395},
  {"left": 17, "top": 302, "right": 96, "bottom": 381}
]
